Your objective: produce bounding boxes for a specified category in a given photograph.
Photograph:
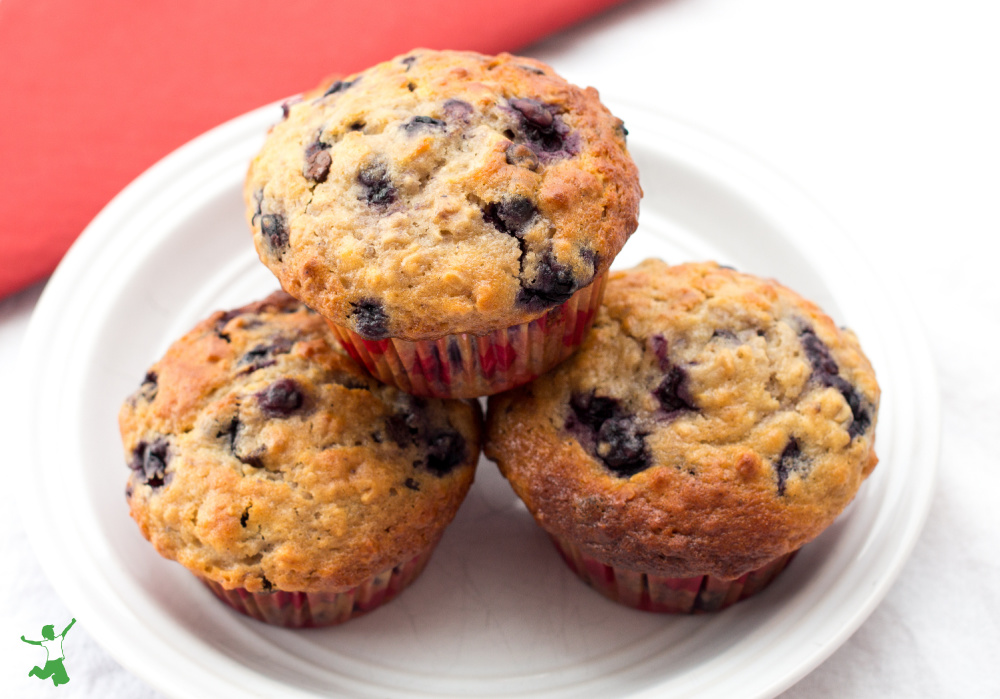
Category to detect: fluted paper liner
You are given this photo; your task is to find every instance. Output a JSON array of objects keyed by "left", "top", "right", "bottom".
[
  {"left": 200, "top": 544, "right": 437, "bottom": 627},
  {"left": 551, "top": 534, "right": 797, "bottom": 614},
  {"left": 326, "top": 274, "right": 607, "bottom": 399}
]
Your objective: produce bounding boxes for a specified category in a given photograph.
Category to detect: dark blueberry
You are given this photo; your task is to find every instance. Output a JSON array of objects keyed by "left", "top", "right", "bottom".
[
  {"left": 404, "top": 477, "right": 421, "bottom": 491},
  {"left": 401, "top": 55, "right": 417, "bottom": 70},
  {"left": 255, "top": 378, "right": 305, "bottom": 418},
  {"left": 508, "top": 98, "right": 577, "bottom": 158},
  {"left": 517, "top": 251, "right": 576, "bottom": 311},
  {"left": 240, "top": 341, "right": 279, "bottom": 364},
  {"left": 216, "top": 307, "right": 248, "bottom": 328},
  {"left": 710, "top": 329, "right": 738, "bottom": 342},
  {"left": 358, "top": 161, "right": 396, "bottom": 207},
  {"left": 653, "top": 366, "right": 696, "bottom": 414},
  {"left": 568, "top": 391, "right": 620, "bottom": 432},
  {"left": 649, "top": 334, "right": 671, "bottom": 370},
  {"left": 800, "top": 326, "right": 872, "bottom": 438},
  {"left": 597, "top": 418, "right": 650, "bottom": 477},
  {"left": 580, "top": 248, "right": 600, "bottom": 274},
  {"left": 348, "top": 121, "right": 365, "bottom": 131},
  {"left": 240, "top": 505, "right": 251, "bottom": 527},
  {"left": 134, "top": 371, "right": 158, "bottom": 402},
  {"left": 217, "top": 415, "right": 264, "bottom": 468},
  {"left": 846, "top": 391, "right": 871, "bottom": 438},
  {"left": 328, "top": 373, "right": 371, "bottom": 391},
  {"left": 404, "top": 115, "right": 446, "bottom": 133},
  {"left": 238, "top": 346, "right": 275, "bottom": 372},
  {"left": 349, "top": 299, "right": 389, "bottom": 340},
  {"left": 481, "top": 203, "right": 505, "bottom": 233},
  {"left": 443, "top": 99, "right": 473, "bottom": 120},
  {"left": 217, "top": 416, "right": 240, "bottom": 453},
  {"left": 407, "top": 81, "right": 417, "bottom": 92},
  {"left": 215, "top": 310, "right": 233, "bottom": 344},
  {"left": 237, "top": 336, "right": 294, "bottom": 374},
  {"left": 261, "top": 576, "right": 273, "bottom": 591},
  {"left": 240, "top": 451, "right": 265, "bottom": 470},
  {"left": 323, "top": 78, "right": 357, "bottom": 97},
  {"left": 800, "top": 327, "right": 839, "bottom": 382},
  {"left": 510, "top": 98, "right": 554, "bottom": 128},
  {"left": 260, "top": 213, "right": 289, "bottom": 254},
  {"left": 386, "top": 410, "right": 466, "bottom": 477},
  {"left": 828, "top": 374, "right": 872, "bottom": 439},
  {"left": 213, "top": 309, "right": 240, "bottom": 342},
  {"left": 303, "top": 141, "right": 331, "bottom": 183},
  {"left": 505, "top": 142, "right": 539, "bottom": 171},
  {"left": 616, "top": 122, "right": 629, "bottom": 138},
  {"left": 425, "top": 431, "right": 467, "bottom": 476},
  {"left": 483, "top": 196, "right": 536, "bottom": 236},
  {"left": 385, "top": 413, "right": 419, "bottom": 447},
  {"left": 129, "top": 438, "right": 170, "bottom": 489},
  {"left": 251, "top": 189, "right": 263, "bottom": 225},
  {"left": 774, "top": 437, "right": 802, "bottom": 496},
  {"left": 537, "top": 129, "right": 569, "bottom": 153},
  {"left": 566, "top": 393, "right": 651, "bottom": 477},
  {"left": 279, "top": 96, "right": 302, "bottom": 120},
  {"left": 323, "top": 81, "right": 346, "bottom": 97}
]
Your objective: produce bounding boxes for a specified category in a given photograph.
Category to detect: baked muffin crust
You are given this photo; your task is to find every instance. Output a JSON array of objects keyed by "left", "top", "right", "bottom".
[
  {"left": 245, "top": 49, "right": 641, "bottom": 339},
  {"left": 486, "top": 260, "right": 879, "bottom": 579},
  {"left": 120, "top": 291, "right": 481, "bottom": 592}
]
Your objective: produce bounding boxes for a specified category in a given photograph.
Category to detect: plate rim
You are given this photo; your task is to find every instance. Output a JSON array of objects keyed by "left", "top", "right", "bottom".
[{"left": 16, "top": 99, "right": 940, "bottom": 699}]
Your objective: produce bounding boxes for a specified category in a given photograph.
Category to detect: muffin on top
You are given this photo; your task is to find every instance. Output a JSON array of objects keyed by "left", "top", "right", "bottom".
[
  {"left": 244, "top": 49, "right": 641, "bottom": 341},
  {"left": 486, "top": 260, "right": 879, "bottom": 588},
  {"left": 119, "top": 291, "right": 481, "bottom": 610}
]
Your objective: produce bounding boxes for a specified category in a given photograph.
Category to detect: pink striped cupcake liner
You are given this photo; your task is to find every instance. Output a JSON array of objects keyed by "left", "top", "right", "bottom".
[
  {"left": 326, "top": 273, "right": 607, "bottom": 399},
  {"left": 551, "top": 535, "right": 797, "bottom": 614},
  {"left": 200, "top": 544, "right": 437, "bottom": 627}
]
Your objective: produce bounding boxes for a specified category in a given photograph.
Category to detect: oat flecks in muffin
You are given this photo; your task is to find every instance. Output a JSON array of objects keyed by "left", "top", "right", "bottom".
[
  {"left": 485, "top": 260, "right": 880, "bottom": 580},
  {"left": 119, "top": 291, "right": 482, "bottom": 593},
  {"left": 245, "top": 50, "right": 641, "bottom": 340}
]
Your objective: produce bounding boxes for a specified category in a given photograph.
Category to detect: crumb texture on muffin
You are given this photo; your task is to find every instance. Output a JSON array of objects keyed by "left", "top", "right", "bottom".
[
  {"left": 120, "top": 291, "right": 481, "bottom": 593},
  {"left": 245, "top": 49, "right": 641, "bottom": 339},
  {"left": 486, "top": 260, "right": 879, "bottom": 579}
]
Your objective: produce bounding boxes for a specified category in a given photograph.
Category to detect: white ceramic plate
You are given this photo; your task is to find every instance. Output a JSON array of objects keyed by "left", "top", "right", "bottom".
[{"left": 17, "top": 102, "right": 939, "bottom": 698}]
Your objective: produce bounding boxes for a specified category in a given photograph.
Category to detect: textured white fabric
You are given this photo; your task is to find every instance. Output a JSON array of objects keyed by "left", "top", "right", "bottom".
[{"left": 3, "top": 0, "right": 999, "bottom": 696}]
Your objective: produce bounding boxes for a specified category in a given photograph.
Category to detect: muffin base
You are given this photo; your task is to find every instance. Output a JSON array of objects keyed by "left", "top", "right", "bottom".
[
  {"left": 326, "top": 274, "right": 607, "bottom": 399},
  {"left": 551, "top": 535, "right": 797, "bottom": 614},
  {"left": 200, "top": 546, "right": 436, "bottom": 627}
]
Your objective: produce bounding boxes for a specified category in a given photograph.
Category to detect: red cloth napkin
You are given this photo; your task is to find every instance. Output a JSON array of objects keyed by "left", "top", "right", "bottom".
[{"left": 0, "top": 0, "right": 623, "bottom": 299}]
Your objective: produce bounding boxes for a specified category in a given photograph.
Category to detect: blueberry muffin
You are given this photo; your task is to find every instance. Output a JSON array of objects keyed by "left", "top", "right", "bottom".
[
  {"left": 244, "top": 49, "right": 640, "bottom": 397},
  {"left": 485, "top": 260, "right": 879, "bottom": 613},
  {"left": 119, "top": 291, "right": 481, "bottom": 626}
]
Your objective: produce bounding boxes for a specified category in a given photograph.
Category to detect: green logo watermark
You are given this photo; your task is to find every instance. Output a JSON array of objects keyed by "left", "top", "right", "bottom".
[{"left": 21, "top": 618, "right": 76, "bottom": 687}]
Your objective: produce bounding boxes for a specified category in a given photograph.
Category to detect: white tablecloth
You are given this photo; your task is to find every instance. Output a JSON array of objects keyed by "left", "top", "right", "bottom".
[{"left": 3, "top": 0, "right": 999, "bottom": 696}]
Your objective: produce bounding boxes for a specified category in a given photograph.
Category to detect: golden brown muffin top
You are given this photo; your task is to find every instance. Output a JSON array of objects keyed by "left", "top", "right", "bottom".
[
  {"left": 486, "top": 260, "right": 879, "bottom": 580},
  {"left": 245, "top": 49, "right": 641, "bottom": 340},
  {"left": 120, "top": 291, "right": 481, "bottom": 593}
]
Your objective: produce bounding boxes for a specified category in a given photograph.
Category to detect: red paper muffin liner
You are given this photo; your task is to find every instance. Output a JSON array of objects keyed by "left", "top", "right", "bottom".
[
  {"left": 200, "top": 545, "right": 436, "bottom": 627},
  {"left": 325, "top": 274, "right": 607, "bottom": 399},
  {"left": 550, "top": 535, "right": 797, "bottom": 614}
]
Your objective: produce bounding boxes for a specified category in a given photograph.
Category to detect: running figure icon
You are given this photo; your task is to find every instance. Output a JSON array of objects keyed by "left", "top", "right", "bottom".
[{"left": 21, "top": 618, "right": 76, "bottom": 687}]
